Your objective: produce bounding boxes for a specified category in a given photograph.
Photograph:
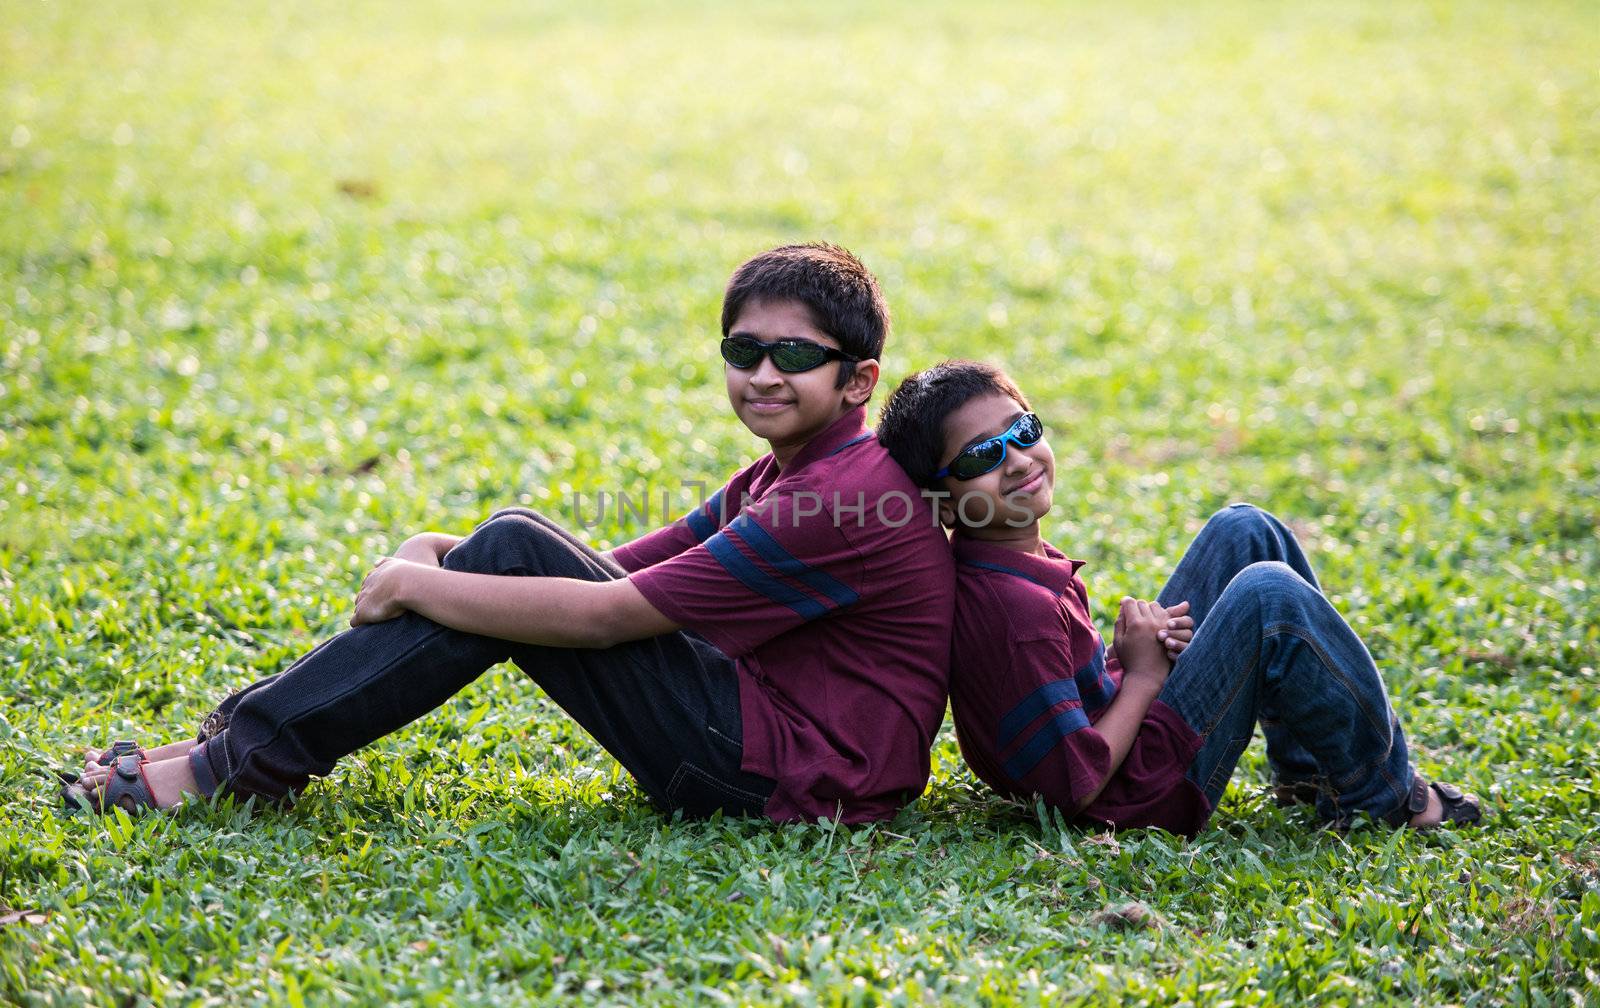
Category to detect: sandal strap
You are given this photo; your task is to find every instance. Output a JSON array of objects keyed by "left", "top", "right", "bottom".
[
  {"left": 1384, "top": 775, "right": 1483, "bottom": 828},
  {"left": 98, "top": 754, "right": 158, "bottom": 815},
  {"left": 1382, "top": 774, "right": 1431, "bottom": 827},
  {"left": 96, "top": 739, "right": 143, "bottom": 766},
  {"left": 1431, "top": 781, "right": 1483, "bottom": 826}
]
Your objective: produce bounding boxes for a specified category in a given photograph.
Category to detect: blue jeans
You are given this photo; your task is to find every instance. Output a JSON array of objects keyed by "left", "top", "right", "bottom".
[{"left": 1155, "top": 505, "right": 1415, "bottom": 824}]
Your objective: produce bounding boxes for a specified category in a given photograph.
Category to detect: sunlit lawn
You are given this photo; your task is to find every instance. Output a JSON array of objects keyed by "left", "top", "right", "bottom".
[{"left": 2, "top": 1, "right": 1598, "bottom": 1004}]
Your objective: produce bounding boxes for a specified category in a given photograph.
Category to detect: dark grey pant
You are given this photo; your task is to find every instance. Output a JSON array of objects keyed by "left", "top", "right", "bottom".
[{"left": 188, "top": 509, "right": 776, "bottom": 818}]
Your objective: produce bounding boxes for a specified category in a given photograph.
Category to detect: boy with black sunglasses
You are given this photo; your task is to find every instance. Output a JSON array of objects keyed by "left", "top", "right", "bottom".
[
  {"left": 67, "top": 244, "right": 956, "bottom": 825},
  {"left": 876, "top": 360, "right": 1481, "bottom": 836}
]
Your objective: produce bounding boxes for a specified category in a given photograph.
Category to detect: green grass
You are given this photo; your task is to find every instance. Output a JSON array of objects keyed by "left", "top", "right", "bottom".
[{"left": 3, "top": 0, "right": 1598, "bottom": 1003}]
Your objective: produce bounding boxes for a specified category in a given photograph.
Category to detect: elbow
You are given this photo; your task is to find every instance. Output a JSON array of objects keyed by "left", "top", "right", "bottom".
[
  {"left": 580, "top": 626, "right": 619, "bottom": 650},
  {"left": 1068, "top": 775, "right": 1108, "bottom": 815},
  {"left": 577, "top": 608, "right": 626, "bottom": 650}
]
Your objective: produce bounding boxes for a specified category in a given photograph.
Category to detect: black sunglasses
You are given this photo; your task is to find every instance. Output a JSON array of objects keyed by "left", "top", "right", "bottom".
[
  {"left": 720, "top": 336, "right": 858, "bottom": 374},
  {"left": 936, "top": 412, "right": 1045, "bottom": 480}
]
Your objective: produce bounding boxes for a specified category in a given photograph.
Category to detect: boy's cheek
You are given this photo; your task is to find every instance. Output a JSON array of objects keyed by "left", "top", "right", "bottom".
[{"left": 945, "top": 487, "right": 1003, "bottom": 528}]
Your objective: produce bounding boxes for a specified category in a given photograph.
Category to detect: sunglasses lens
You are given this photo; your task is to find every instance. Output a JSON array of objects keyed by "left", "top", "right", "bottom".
[
  {"left": 720, "top": 337, "right": 762, "bottom": 369},
  {"left": 770, "top": 342, "right": 829, "bottom": 372},
  {"left": 952, "top": 439, "right": 1005, "bottom": 479},
  {"left": 1015, "top": 413, "right": 1043, "bottom": 444}
]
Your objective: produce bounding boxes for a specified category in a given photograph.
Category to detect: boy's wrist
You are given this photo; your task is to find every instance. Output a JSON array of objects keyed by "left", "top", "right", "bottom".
[
  {"left": 392, "top": 560, "right": 430, "bottom": 609},
  {"left": 1120, "top": 656, "right": 1170, "bottom": 694}
]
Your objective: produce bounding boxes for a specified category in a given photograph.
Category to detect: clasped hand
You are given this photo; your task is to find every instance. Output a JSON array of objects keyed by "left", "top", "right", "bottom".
[
  {"left": 1113, "top": 598, "right": 1194, "bottom": 679},
  {"left": 351, "top": 556, "right": 417, "bottom": 626},
  {"left": 351, "top": 533, "right": 455, "bottom": 626}
]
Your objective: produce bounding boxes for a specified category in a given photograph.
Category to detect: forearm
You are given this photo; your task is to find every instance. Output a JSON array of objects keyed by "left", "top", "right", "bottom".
[
  {"left": 1074, "top": 667, "right": 1166, "bottom": 811},
  {"left": 393, "top": 563, "right": 675, "bottom": 648}
]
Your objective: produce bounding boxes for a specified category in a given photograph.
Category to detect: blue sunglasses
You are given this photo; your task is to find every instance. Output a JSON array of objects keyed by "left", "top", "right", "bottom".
[{"left": 936, "top": 412, "right": 1045, "bottom": 480}]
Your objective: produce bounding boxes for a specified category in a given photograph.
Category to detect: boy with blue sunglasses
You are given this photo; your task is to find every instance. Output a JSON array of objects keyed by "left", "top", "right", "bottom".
[
  {"left": 68, "top": 244, "right": 956, "bottom": 824},
  {"left": 876, "top": 360, "right": 1481, "bottom": 835}
]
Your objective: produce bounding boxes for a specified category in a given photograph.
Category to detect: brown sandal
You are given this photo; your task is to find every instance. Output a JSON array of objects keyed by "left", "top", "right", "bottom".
[
  {"left": 60, "top": 755, "right": 160, "bottom": 816},
  {"left": 1382, "top": 776, "right": 1483, "bottom": 829}
]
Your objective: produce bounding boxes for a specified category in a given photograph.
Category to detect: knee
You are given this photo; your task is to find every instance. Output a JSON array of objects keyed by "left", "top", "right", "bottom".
[
  {"left": 1205, "top": 502, "right": 1272, "bottom": 534},
  {"left": 486, "top": 506, "right": 542, "bottom": 524},
  {"left": 444, "top": 513, "right": 552, "bottom": 574},
  {"left": 1228, "top": 560, "right": 1312, "bottom": 605},
  {"left": 1202, "top": 502, "right": 1288, "bottom": 548}
]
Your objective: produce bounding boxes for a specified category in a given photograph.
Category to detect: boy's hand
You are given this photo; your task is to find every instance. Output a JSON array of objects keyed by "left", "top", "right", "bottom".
[
  {"left": 1113, "top": 597, "right": 1174, "bottom": 686},
  {"left": 352, "top": 556, "right": 419, "bottom": 625},
  {"left": 394, "top": 532, "right": 460, "bottom": 567},
  {"left": 1109, "top": 600, "right": 1194, "bottom": 663},
  {"left": 1159, "top": 600, "right": 1194, "bottom": 659}
]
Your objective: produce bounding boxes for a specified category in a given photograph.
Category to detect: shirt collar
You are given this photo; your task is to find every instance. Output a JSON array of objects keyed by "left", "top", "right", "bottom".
[
  {"left": 952, "top": 534, "right": 1084, "bottom": 594},
  {"left": 782, "top": 406, "right": 871, "bottom": 472}
]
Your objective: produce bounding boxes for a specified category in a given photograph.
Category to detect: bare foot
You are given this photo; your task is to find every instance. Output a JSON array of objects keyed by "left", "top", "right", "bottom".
[
  {"left": 81, "top": 738, "right": 197, "bottom": 777},
  {"left": 79, "top": 754, "right": 205, "bottom": 811},
  {"left": 1408, "top": 785, "right": 1445, "bottom": 828}
]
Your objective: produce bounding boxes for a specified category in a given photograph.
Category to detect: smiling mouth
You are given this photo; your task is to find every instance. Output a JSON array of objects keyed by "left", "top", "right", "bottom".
[
  {"left": 1005, "top": 469, "right": 1047, "bottom": 496},
  {"left": 745, "top": 399, "right": 794, "bottom": 410}
]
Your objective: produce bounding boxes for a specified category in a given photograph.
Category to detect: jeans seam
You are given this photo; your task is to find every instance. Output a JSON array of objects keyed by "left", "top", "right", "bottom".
[
  {"left": 1207, "top": 737, "right": 1252, "bottom": 796},
  {"left": 1376, "top": 763, "right": 1408, "bottom": 810},
  {"left": 667, "top": 760, "right": 770, "bottom": 808},
  {"left": 1196, "top": 650, "right": 1260, "bottom": 740},
  {"left": 1263, "top": 622, "right": 1391, "bottom": 740},
  {"left": 227, "top": 621, "right": 450, "bottom": 790},
  {"left": 1265, "top": 623, "right": 1406, "bottom": 812},
  {"left": 1184, "top": 645, "right": 1261, "bottom": 800},
  {"left": 1329, "top": 753, "right": 1391, "bottom": 790}
]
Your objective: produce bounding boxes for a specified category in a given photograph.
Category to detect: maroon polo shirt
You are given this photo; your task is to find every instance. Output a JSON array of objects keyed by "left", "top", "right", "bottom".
[
  {"left": 949, "top": 535, "right": 1210, "bottom": 837},
  {"left": 613, "top": 407, "right": 955, "bottom": 823}
]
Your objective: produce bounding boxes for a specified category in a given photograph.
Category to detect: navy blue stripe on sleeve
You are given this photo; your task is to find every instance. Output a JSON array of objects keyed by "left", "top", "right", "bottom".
[
  {"left": 1074, "top": 640, "right": 1115, "bottom": 710},
  {"left": 997, "top": 679, "right": 1079, "bottom": 752},
  {"left": 684, "top": 488, "right": 724, "bottom": 543},
  {"left": 704, "top": 531, "right": 828, "bottom": 620},
  {"left": 728, "top": 514, "right": 859, "bottom": 610},
  {"left": 1002, "top": 705, "right": 1092, "bottom": 781}
]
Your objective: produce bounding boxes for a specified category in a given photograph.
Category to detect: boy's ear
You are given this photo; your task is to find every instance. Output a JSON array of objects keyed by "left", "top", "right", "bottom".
[
  {"left": 842, "top": 359, "right": 880, "bottom": 408},
  {"left": 937, "top": 495, "right": 957, "bottom": 528}
]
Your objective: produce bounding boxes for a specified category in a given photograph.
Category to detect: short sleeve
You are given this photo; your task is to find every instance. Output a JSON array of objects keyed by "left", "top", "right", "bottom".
[
  {"left": 989, "top": 637, "right": 1112, "bottom": 810},
  {"left": 610, "top": 482, "right": 738, "bottom": 573},
  {"left": 627, "top": 485, "right": 865, "bottom": 658}
]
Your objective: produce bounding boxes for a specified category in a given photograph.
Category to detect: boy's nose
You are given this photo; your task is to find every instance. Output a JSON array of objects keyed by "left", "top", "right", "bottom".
[
  {"left": 749, "top": 356, "right": 786, "bottom": 387},
  {"left": 1002, "top": 448, "right": 1031, "bottom": 475}
]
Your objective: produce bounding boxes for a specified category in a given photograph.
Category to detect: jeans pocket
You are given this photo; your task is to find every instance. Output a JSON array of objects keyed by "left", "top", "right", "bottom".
[{"left": 664, "top": 760, "right": 771, "bottom": 819}]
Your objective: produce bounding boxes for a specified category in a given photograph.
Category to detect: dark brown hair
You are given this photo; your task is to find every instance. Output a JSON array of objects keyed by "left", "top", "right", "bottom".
[
  {"left": 876, "top": 360, "right": 1031, "bottom": 488},
  {"left": 721, "top": 243, "right": 889, "bottom": 388}
]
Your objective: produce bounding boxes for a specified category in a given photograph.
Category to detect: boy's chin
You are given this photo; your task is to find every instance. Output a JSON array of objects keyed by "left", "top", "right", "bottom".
[
  {"left": 999, "top": 508, "right": 1049, "bottom": 528},
  {"left": 738, "top": 404, "right": 837, "bottom": 445},
  {"left": 1002, "top": 493, "right": 1053, "bottom": 523},
  {"left": 738, "top": 409, "right": 797, "bottom": 440}
]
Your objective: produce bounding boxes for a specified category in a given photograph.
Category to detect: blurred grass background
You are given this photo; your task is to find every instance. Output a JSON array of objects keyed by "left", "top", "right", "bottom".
[{"left": 2, "top": 1, "right": 1598, "bottom": 1004}]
